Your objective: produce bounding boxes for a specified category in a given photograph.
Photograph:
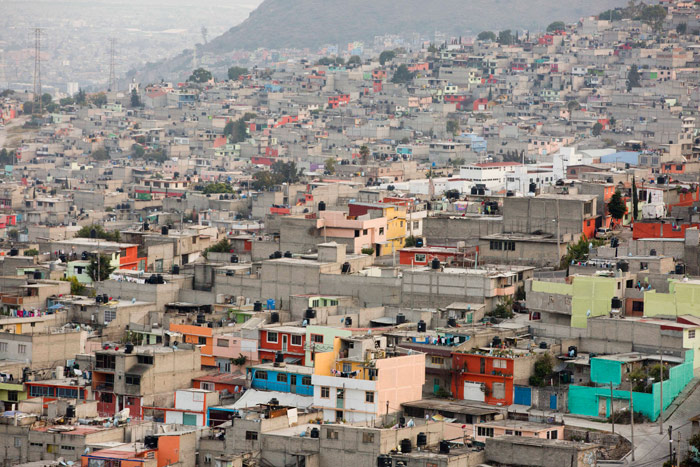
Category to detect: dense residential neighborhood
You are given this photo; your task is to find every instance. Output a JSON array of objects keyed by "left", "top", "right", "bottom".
[{"left": 2, "top": 1, "right": 700, "bottom": 466}]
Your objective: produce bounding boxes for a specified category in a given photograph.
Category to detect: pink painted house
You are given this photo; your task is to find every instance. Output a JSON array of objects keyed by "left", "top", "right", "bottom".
[
  {"left": 316, "top": 210, "right": 387, "bottom": 254},
  {"left": 473, "top": 421, "right": 564, "bottom": 443},
  {"left": 211, "top": 333, "right": 259, "bottom": 373}
]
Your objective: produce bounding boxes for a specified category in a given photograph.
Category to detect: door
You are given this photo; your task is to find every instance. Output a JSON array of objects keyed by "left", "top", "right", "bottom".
[
  {"left": 549, "top": 394, "right": 557, "bottom": 410},
  {"left": 282, "top": 334, "right": 288, "bottom": 352},
  {"left": 290, "top": 375, "right": 297, "bottom": 393},
  {"left": 513, "top": 386, "right": 531, "bottom": 406},
  {"left": 463, "top": 382, "right": 485, "bottom": 402}
]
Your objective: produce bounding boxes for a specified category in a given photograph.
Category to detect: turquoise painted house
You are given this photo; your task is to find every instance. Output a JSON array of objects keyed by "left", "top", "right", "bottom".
[
  {"left": 568, "top": 351, "right": 694, "bottom": 421},
  {"left": 247, "top": 363, "right": 314, "bottom": 396}
]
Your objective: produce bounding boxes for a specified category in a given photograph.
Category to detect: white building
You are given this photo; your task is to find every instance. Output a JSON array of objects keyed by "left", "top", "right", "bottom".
[
  {"left": 459, "top": 162, "right": 523, "bottom": 192},
  {"left": 162, "top": 389, "right": 219, "bottom": 427}
]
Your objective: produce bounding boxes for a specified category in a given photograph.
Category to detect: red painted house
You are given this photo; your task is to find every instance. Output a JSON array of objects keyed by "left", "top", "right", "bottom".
[
  {"left": 328, "top": 94, "right": 350, "bottom": 109},
  {"left": 451, "top": 352, "right": 534, "bottom": 406},
  {"left": 444, "top": 95, "right": 468, "bottom": 110},
  {"left": 192, "top": 373, "right": 247, "bottom": 395},
  {"left": 632, "top": 221, "right": 700, "bottom": 240},
  {"left": 259, "top": 326, "right": 307, "bottom": 365},
  {"left": 399, "top": 246, "right": 476, "bottom": 266}
]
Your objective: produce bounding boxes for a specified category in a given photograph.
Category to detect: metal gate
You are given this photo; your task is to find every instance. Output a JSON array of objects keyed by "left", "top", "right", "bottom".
[{"left": 513, "top": 385, "right": 531, "bottom": 406}]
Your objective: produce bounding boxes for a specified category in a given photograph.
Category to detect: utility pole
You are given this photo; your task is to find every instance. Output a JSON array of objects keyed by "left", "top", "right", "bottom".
[
  {"left": 609, "top": 381, "right": 615, "bottom": 434},
  {"left": 629, "top": 381, "right": 635, "bottom": 462},
  {"left": 668, "top": 425, "right": 673, "bottom": 465},
  {"left": 108, "top": 38, "right": 116, "bottom": 92},
  {"left": 677, "top": 432, "right": 682, "bottom": 467},
  {"left": 659, "top": 351, "right": 664, "bottom": 434},
  {"left": 32, "top": 28, "right": 44, "bottom": 117}
]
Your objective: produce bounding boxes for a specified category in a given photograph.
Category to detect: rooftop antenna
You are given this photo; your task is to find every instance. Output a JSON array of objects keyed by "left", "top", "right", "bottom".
[
  {"left": 108, "top": 38, "right": 116, "bottom": 92},
  {"left": 32, "top": 27, "right": 44, "bottom": 116}
]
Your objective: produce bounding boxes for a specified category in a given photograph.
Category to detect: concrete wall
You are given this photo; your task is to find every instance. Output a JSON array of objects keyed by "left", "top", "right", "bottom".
[
  {"left": 485, "top": 436, "right": 598, "bottom": 467},
  {"left": 422, "top": 215, "right": 503, "bottom": 246}
]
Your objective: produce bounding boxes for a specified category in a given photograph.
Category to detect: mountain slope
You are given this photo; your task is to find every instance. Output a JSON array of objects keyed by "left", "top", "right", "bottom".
[{"left": 204, "top": 0, "right": 627, "bottom": 52}]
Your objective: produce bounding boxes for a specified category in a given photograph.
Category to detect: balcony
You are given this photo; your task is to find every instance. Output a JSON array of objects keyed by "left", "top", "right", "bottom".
[
  {"left": 95, "top": 383, "right": 114, "bottom": 392},
  {"left": 124, "top": 384, "right": 141, "bottom": 395}
]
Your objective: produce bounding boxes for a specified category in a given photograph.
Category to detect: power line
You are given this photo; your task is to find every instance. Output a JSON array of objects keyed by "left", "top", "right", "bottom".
[
  {"left": 32, "top": 27, "right": 44, "bottom": 116},
  {"left": 109, "top": 38, "right": 116, "bottom": 92}
]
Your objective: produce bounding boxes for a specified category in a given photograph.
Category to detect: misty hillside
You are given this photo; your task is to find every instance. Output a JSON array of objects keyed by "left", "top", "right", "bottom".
[{"left": 204, "top": 0, "right": 627, "bottom": 51}]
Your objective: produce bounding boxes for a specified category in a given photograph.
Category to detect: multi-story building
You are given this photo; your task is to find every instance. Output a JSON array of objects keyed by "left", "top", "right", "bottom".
[
  {"left": 258, "top": 325, "right": 307, "bottom": 365},
  {"left": 348, "top": 202, "right": 407, "bottom": 254},
  {"left": 92, "top": 344, "right": 202, "bottom": 417},
  {"left": 312, "top": 335, "right": 424, "bottom": 423}
]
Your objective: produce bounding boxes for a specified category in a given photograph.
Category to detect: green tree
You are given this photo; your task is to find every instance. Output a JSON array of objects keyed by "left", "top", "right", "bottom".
[
  {"left": 144, "top": 149, "right": 168, "bottom": 163},
  {"left": 632, "top": 176, "right": 639, "bottom": 221},
  {"left": 224, "top": 112, "right": 256, "bottom": 143},
  {"left": 592, "top": 122, "right": 603, "bottom": 136},
  {"left": 75, "top": 89, "right": 87, "bottom": 106},
  {"left": 59, "top": 96, "right": 75, "bottom": 107},
  {"left": 87, "top": 254, "right": 115, "bottom": 282},
  {"left": 567, "top": 100, "right": 581, "bottom": 112},
  {"left": 627, "top": 65, "right": 641, "bottom": 91},
  {"left": 62, "top": 276, "right": 87, "bottom": 295},
  {"left": 497, "top": 30, "right": 514, "bottom": 45},
  {"left": 640, "top": 5, "right": 667, "bottom": 32},
  {"left": 391, "top": 65, "right": 414, "bottom": 84},
  {"left": 0, "top": 148, "right": 15, "bottom": 165},
  {"left": 676, "top": 23, "right": 687, "bottom": 35},
  {"left": 202, "top": 182, "right": 234, "bottom": 194},
  {"left": 91, "top": 147, "right": 110, "bottom": 161},
  {"left": 41, "top": 93, "right": 52, "bottom": 107},
  {"left": 0, "top": 89, "right": 14, "bottom": 97},
  {"left": 529, "top": 354, "right": 554, "bottom": 387},
  {"left": 24, "top": 248, "right": 39, "bottom": 256},
  {"left": 427, "top": 43, "right": 439, "bottom": 54},
  {"left": 359, "top": 145, "right": 370, "bottom": 165},
  {"left": 446, "top": 119, "right": 459, "bottom": 136},
  {"left": 76, "top": 224, "right": 120, "bottom": 242},
  {"left": 22, "top": 101, "right": 33, "bottom": 114},
  {"left": 599, "top": 9, "right": 623, "bottom": 21},
  {"left": 608, "top": 190, "right": 627, "bottom": 222},
  {"left": 316, "top": 57, "right": 334, "bottom": 66},
  {"left": 477, "top": 31, "right": 497, "bottom": 42},
  {"left": 347, "top": 55, "right": 362, "bottom": 68},
  {"left": 188, "top": 67, "right": 213, "bottom": 83},
  {"left": 324, "top": 157, "right": 336, "bottom": 174},
  {"left": 131, "top": 144, "right": 145, "bottom": 158},
  {"left": 272, "top": 160, "right": 302, "bottom": 183},
  {"left": 130, "top": 88, "right": 141, "bottom": 108},
  {"left": 90, "top": 92, "right": 107, "bottom": 107},
  {"left": 547, "top": 21, "right": 566, "bottom": 32},
  {"left": 7, "top": 228, "right": 18, "bottom": 241},
  {"left": 227, "top": 66, "right": 248, "bottom": 81},
  {"left": 404, "top": 236, "right": 417, "bottom": 247},
  {"left": 251, "top": 171, "right": 276, "bottom": 191},
  {"left": 204, "top": 238, "right": 232, "bottom": 257},
  {"left": 379, "top": 50, "right": 396, "bottom": 65}
]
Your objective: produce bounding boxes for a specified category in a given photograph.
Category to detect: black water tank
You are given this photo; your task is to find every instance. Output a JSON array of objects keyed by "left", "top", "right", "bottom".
[
  {"left": 676, "top": 264, "right": 686, "bottom": 275},
  {"left": 657, "top": 175, "right": 667, "bottom": 185},
  {"left": 447, "top": 318, "right": 457, "bottom": 327},
  {"left": 144, "top": 436, "right": 158, "bottom": 449},
  {"left": 344, "top": 317, "right": 352, "bottom": 326},
  {"left": 273, "top": 251, "right": 283, "bottom": 259},
  {"left": 125, "top": 343, "right": 134, "bottom": 354},
  {"left": 305, "top": 308, "right": 316, "bottom": 319},
  {"left": 439, "top": 440, "right": 450, "bottom": 454},
  {"left": 417, "top": 432, "right": 427, "bottom": 447},
  {"left": 539, "top": 341, "right": 548, "bottom": 349},
  {"left": 471, "top": 187, "right": 478, "bottom": 195},
  {"left": 274, "top": 351, "right": 284, "bottom": 363},
  {"left": 269, "top": 398, "right": 279, "bottom": 405},
  {"left": 492, "top": 336, "right": 502, "bottom": 347},
  {"left": 617, "top": 261, "right": 629, "bottom": 272},
  {"left": 90, "top": 228, "right": 97, "bottom": 239},
  {"left": 253, "top": 301, "right": 263, "bottom": 312},
  {"left": 377, "top": 455, "right": 392, "bottom": 467},
  {"left": 396, "top": 313, "right": 406, "bottom": 324},
  {"left": 161, "top": 226, "right": 169, "bottom": 235},
  {"left": 270, "top": 312, "right": 280, "bottom": 323},
  {"left": 417, "top": 320, "right": 426, "bottom": 332},
  {"left": 431, "top": 258, "right": 440, "bottom": 269},
  {"left": 283, "top": 251, "right": 292, "bottom": 258},
  {"left": 318, "top": 201, "right": 326, "bottom": 211},
  {"left": 33, "top": 271, "right": 42, "bottom": 279},
  {"left": 650, "top": 249, "right": 657, "bottom": 256},
  {"left": 172, "top": 264, "right": 180, "bottom": 275},
  {"left": 341, "top": 262, "right": 351, "bottom": 273},
  {"left": 310, "top": 427, "right": 320, "bottom": 438},
  {"left": 611, "top": 297, "right": 622, "bottom": 309},
  {"left": 529, "top": 182, "right": 537, "bottom": 193},
  {"left": 96, "top": 295, "right": 103, "bottom": 304},
  {"left": 400, "top": 438, "right": 411, "bottom": 453},
  {"left": 9, "top": 248, "right": 18, "bottom": 256},
  {"left": 415, "top": 238, "right": 424, "bottom": 247},
  {"left": 230, "top": 254, "right": 239, "bottom": 263},
  {"left": 197, "top": 313, "right": 205, "bottom": 324},
  {"left": 66, "top": 405, "right": 76, "bottom": 418}
]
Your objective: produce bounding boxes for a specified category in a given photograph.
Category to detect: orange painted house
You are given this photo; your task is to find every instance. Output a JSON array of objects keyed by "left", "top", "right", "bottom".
[
  {"left": 169, "top": 323, "right": 216, "bottom": 367},
  {"left": 81, "top": 432, "right": 187, "bottom": 467},
  {"left": 451, "top": 352, "right": 534, "bottom": 406},
  {"left": 119, "top": 245, "right": 146, "bottom": 271}
]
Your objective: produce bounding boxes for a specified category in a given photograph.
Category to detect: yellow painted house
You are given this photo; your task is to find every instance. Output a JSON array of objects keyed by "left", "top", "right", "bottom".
[
  {"left": 645, "top": 279, "right": 700, "bottom": 318},
  {"left": 348, "top": 202, "right": 407, "bottom": 255}
]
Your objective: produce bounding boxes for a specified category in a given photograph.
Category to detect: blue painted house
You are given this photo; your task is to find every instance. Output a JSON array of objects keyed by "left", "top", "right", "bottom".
[{"left": 247, "top": 363, "right": 314, "bottom": 396}]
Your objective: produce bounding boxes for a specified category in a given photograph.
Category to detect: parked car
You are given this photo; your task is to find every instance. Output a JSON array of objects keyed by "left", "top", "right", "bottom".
[
  {"left": 512, "top": 300, "right": 528, "bottom": 314},
  {"left": 595, "top": 227, "right": 613, "bottom": 238}
]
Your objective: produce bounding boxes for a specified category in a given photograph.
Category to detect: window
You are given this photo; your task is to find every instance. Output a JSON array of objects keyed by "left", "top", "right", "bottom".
[
  {"left": 30, "top": 442, "right": 43, "bottom": 447},
  {"left": 18, "top": 344, "right": 26, "bottom": 354},
  {"left": 255, "top": 371, "right": 267, "bottom": 380},
  {"left": 200, "top": 382, "right": 214, "bottom": 391},
  {"left": 365, "top": 391, "right": 375, "bottom": 403},
  {"left": 61, "top": 445, "right": 76, "bottom": 451},
  {"left": 362, "top": 432, "right": 375, "bottom": 443},
  {"left": 413, "top": 221, "right": 420, "bottom": 230},
  {"left": 126, "top": 397, "right": 139, "bottom": 405},
  {"left": 431, "top": 356, "right": 444, "bottom": 365},
  {"left": 245, "top": 431, "right": 258, "bottom": 440},
  {"left": 302, "top": 376, "right": 312, "bottom": 385},
  {"left": 312, "top": 334, "right": 323, "bottom": 344},
  {"left": 267, "top": 332, "right": 278, "bottom": 343},
  {"left": 477, "top": 427, "right": 494, "bottom": 437},
  {"left": 492, "top": 382, "right": 505, "bottom": 399},
  {"left": 7, "top": 391, "right": 18, "bottom": 402},
  {"left": 14, "top": 437, "right": 22, "bottom": 448},
  {"left": 96, "top": 353, "right": 116, "bottom": 369},
  {"left": 291, "top": 335, "right": 302, "bottom": 346},
  {"left": 363, "top": 229, "right": 368, "bottom": 235},
  {"left": 0, "top": 342, "right": 6, "bottom": 352},
  {"left": 690, "top": 330, "right": 696, "bottom": 339},
  {"left": 198, "top": 336, "right": 207, "bottom": 345},
  {"left": 277, "top": 373, "right": 288, "bottom": 383},
  {"left": 125, "top": 374, "right": 141, "bottom": 386},
  {"left": 137, "top": 355, "right": 153, "bottom": 365},
  {"left": 326, "top": 429, "right": 339, "bottom": 440},
  {"left": 104, "top": 309, "right": 116, "bottom": 324},
  {"left": 57, "top": 387, "right": 79, "bottom": 399},
  {"left": 321, "top": 386, "right": 330, "bottom": 398},
  {"left": 100, "top": 393, "right": 113, "bottom": 403},
  {"left": 30, "top": 386, "right": 54, "bottom": 397},
  {"left": 354, "top": 230, "right": 360, "bottom": 238},
  {"left": 379, "top": 227, "right": 384, "bottom": 235},
  {"left": 415, "top": 254, "right": 426, "bottom": 263},
  {"left": 493, "top": 359, "right": 507, "bottom": 369},
  {"left": 337, "top": 388, "right": 344, "bottom": 400},
  {"left": 548, "top": 430, "right": 558, "bottom": 440},
  {"left": 217, "top": 339, "right": 229, "bottom": 347},
  {"left": 515, "top": 431, "right": 522, "bottom": 436}
]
